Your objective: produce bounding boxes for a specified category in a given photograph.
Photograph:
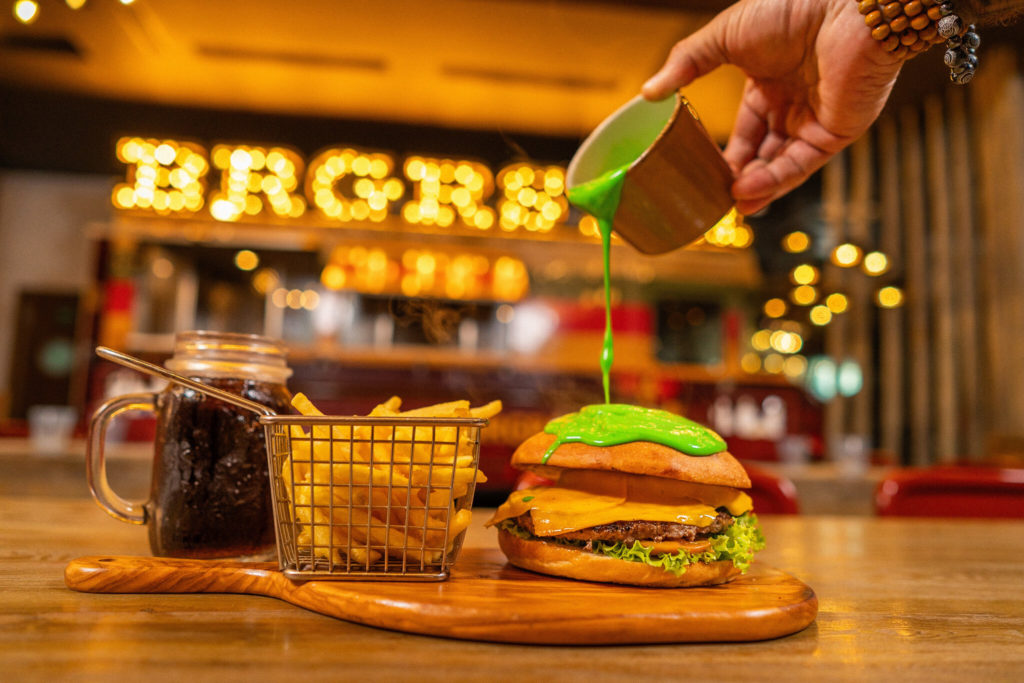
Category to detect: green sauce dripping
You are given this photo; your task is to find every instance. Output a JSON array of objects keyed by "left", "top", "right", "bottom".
[
  {"left": 557, "top": 163, "right": 723, "bottom": 464},
  {"left": 566, "top": 166, "right": 628, "bottom": 404},
  {"left": 542, "top": 404, "right": 726, "bottom": 462}
]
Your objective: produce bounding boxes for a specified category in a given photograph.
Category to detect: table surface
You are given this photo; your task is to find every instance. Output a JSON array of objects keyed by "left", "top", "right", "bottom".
[{"left": 2, "top": 457, "right": 1024, "bottom": 681}]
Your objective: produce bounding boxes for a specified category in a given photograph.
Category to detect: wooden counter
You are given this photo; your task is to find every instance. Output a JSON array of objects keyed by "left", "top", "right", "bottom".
[{"left": 1, "top": 461, "right": 1023, "bottom": 680}]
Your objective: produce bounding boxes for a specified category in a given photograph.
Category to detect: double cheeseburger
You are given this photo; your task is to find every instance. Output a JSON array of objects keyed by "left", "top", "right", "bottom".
[{"left": 487, "top": 428, "right": 764, "bottom": 587}]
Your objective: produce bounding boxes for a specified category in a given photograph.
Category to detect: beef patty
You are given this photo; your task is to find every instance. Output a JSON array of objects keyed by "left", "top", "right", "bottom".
[{"left": 513, "top": 510, "right": 734, "bottom": 544}]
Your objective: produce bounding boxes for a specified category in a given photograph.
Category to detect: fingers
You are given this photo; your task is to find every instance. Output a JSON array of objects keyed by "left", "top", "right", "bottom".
[
  {"left": 642, "top": 15, "right": 730, "bottom": 100},
  {"left": 722, "top": 96, "right": 768, "bottom": 175},
  {"left": 731, "top": 138, "right": 832, "bottom": 213}
]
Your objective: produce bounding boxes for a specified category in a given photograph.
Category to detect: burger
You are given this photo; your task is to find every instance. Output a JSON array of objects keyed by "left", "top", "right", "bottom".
[{"left": 487, "top": 406, "right": 765, "bottom": 587}]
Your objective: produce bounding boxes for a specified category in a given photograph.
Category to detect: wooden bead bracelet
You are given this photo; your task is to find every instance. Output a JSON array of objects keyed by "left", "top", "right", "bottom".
[{"left": 856, "top": 0, "right": 980, "bottom": 83}]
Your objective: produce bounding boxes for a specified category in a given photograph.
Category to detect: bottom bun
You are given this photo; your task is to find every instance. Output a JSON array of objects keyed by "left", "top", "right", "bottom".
[{"left": 497, "top": 528, "right": 742, "bottom": 588}]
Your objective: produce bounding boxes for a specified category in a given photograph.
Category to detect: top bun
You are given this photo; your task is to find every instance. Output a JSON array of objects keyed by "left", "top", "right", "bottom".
[{"left": 512, "top": 432, "right": 751, "bottom": 489}]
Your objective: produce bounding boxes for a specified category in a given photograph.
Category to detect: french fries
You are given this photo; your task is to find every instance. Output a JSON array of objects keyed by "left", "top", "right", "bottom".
[{"left": 281, "top": 393, "right": 500, "bottom": 571}]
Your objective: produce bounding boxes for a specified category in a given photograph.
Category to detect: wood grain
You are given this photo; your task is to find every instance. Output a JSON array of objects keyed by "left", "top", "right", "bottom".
[
  {"left": 4, "top": 476, "right": 1024, "bottom": 680},
  {"left": 64, "top": 552, "right": 818, "bottom": 644}
]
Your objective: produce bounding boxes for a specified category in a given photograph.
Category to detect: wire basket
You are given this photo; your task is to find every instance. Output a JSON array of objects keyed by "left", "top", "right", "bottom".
[{"left": 261, "top": 414, "right": 486, "bottom": 581}]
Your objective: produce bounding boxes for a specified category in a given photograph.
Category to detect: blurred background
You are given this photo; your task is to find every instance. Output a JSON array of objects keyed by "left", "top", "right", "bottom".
[{"left": 2, "top": 0, "right": 1023, "bottom": 509}]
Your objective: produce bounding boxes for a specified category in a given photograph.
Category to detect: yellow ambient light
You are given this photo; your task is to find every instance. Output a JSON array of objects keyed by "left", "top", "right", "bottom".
[
  {"left": 740, "top": 352, "right": 762, "bottom": 374},
  {"left": 751, "top": 329, "right": 772, "bottom": 352},
  {"left": 66, "top": 0, "right": 87, "bottom": 8},
  {"left": 826, "top": 293, "right": 849, "bottom": 314},
  {"left": 809, "top": 305, "right": 833, "bottom": 326},
  {"left": 763, "top": 298, "right": 787, "bottom": 319},
  {"left": 763, "top": 353, "right": 785, "bottom": 374},
  {"left": 770, "top": 330, "right": 803, "bottom": 354},
  {"left": 782, "top": 230, "right": 810, "bottom": 253},
  {"left": 703, "top": 209, "right": 751, "bottom": 249},
  {"left": 791, "top": 285, "right": 818, "bottom": 306},
  {"left": 210, "top": 144, "right": 305, "bottom": 222},
  {"left": 308, "top": 148, "right": 400, "bottom": 223},
  {"left": 252, "top": 268, "right": 280, "bottom": 294},
  {"left": 112, "top": 137, "right": 208, "bottom": 215},
  {"left": 791, "top": 264, "right": 820, "bottom": 285},
  {"left": 234, "top": 250, "right": 259, "bottom": 271},
  {"left": 497, "top": 163, "right": 566, "bottom": 234},
  {"left": 862, "top": 251, "right": 889, "bottom": 275},
  {"left": 13, "top": 0, "right": 39, "bottom": 24},
  {"left": 877, "top": 286, "right": 905, "bottom": 308},
  {"left": 832, "top": 243, "right": 863, "bottom": 267},
  {"left": 784, "top": 354, "right": 808, "bottom": 378}
]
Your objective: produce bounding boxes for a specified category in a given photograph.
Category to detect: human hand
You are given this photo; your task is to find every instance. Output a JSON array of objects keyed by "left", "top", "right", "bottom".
[{"left": 643, "top": 0, "right": 905, "bottom": 214}]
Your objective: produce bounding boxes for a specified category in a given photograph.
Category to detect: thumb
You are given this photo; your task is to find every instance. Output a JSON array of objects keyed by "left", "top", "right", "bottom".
[{"left": 642, "top": 15, "right": 730, "bottom": 100}]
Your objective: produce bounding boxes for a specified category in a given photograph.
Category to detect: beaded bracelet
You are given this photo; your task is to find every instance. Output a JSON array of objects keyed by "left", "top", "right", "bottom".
[{"left": 856, "top": 0, "right": 980, "bottom": 84}]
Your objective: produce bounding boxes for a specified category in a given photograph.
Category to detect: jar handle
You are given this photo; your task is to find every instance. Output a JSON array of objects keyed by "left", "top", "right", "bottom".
[{"left": 86, "top": 392, "right": 157, "bottom": 525}]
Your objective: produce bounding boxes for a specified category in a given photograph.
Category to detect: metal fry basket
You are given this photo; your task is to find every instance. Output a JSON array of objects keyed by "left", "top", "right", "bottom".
[
  {"left": 262, "top": 414, "right": 486, "bottom": 581},
  {"left": 95, "top": 347, "right": 486, "bottom": 582}
]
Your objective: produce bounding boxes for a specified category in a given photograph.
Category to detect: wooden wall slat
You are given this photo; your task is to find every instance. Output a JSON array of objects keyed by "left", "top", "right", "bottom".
[
  {"left": 923, "top": 96, "right": 957, "bottom": 463},
  {"left": 847, "top": 136, "right": 874, "bottom": 443},
  {"left": 945, "top": 87, "right": 982, "bottom": 458},
  {"left": 899, "top": 106, "right": 932, "bottom": 466},
  {"left": 822, "top": 155, "right": 848, "bottom": 461},
  {"left": 876, "top": 115, "right": 905, "bottom": 460}
]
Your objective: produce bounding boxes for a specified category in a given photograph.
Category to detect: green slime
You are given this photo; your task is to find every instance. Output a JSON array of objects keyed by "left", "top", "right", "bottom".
[
  {"left": 566, "top": 166, "right": 628, "bottom": 404},
  {"left": 543, "top": 404, "right": 726, "bottom": 462},
  {"left": 559, "top": 165, "right": 724, "bottom": 464}
]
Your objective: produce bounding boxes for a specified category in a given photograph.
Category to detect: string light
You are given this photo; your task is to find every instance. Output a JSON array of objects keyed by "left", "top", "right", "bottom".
[
  {"left": 791, "top": 264, "right": 820, "bottom": 285},
  {"left": 862, "top": 250, "right": 889, "bottom": 275},
  {"left": 702, "top": 208, "right": 753, "bottom": 249},
  {"left": 13, "top": 0, "right": 39, "bottom": 23},
  {"left": 308, "top": 148, "right": 401, "bottom": 223},
  {"left": 405, "top": 157, "right": 495, "bottom": 230},
  {"left": 234, "top": 250, "right": 259, "bottom": 271},
  {"left": 763, "top": 298, "right": 787, "bottom": 319},
  {"left": 782, "top": 230, "right": 810, "bottom": 253},
  {"left": 825, "top": 293, "right": 848, "bottom": 314},
  {"left": 877, "top": 286, "right": 905, "bottom": 308},
  {"left": 209, "top": 144, "right": 305, "bottom": 222},
  {"left": 791, "top": 285, "right": 818, "bottom": 306},
  {"left": 809, "top": 305, "right": 833, "bottom": 326},
  {"left": 318, "top": 247, "right": 529, "bottom": 301},
  {"left": 831, "top": 243, "right": 863, "bottom": 267},
  {"left": 111, "top": 137, "right": 208, "bottom": 215},
  {"left": 751, "top": 329, "right": 772, "bottom": 352},
  {"left": 497, "top": 163, "right": 565, "bottom": 233}
]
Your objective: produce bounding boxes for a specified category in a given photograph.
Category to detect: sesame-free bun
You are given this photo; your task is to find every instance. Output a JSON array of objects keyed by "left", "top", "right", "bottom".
[
  {"left": 497, "top": 527, "right": 741, "bottom": 588},
  {"left": 512, "top": 432, "right": 751, "bottom": 489}
]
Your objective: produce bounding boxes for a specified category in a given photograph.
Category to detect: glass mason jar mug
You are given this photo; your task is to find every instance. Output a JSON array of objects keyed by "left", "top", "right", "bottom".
[{"left": 87, "top": 331, "right": 293, "bottom": 559}]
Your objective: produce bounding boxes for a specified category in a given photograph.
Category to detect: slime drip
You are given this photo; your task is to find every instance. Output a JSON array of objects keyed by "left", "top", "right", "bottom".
[
  {"left": 555, "top": 163, "right": 725, "bottom": 465},
  {"left": 566, "top": 166, "right": 628, "bottom": 404}
]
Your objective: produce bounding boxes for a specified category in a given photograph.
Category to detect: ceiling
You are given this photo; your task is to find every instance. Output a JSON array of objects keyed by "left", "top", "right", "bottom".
[{"left": 0, "top": 0, "right": 746, "bottom": 141}]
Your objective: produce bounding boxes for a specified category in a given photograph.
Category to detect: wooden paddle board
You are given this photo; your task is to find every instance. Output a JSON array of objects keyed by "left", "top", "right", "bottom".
[{"left": 65, "top": 548, "right": 817, "bottom": 644}]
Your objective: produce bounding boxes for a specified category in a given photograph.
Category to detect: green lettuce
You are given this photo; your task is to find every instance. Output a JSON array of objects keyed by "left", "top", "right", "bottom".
[{"left": 498, "top": 512, "right": 765, "bottom": 577}]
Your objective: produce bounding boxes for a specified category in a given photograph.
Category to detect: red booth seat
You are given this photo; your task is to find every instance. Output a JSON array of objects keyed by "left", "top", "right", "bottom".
[{"left": 875, "top": 466, "right": 1024, "bottom": 518}]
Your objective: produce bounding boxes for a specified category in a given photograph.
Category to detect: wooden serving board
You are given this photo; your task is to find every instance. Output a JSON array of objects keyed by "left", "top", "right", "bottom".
[{"left": 65, "top": 548, "right": 817, "bottom": 644}]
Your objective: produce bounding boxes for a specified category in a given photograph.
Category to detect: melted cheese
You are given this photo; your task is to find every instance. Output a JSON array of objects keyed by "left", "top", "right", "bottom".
[{"left": 487, "top": 472, "right": 753, "bottom": 537}]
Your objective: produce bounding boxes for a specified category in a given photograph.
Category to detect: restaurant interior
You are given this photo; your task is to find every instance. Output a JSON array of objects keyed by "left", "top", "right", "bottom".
[
  {"left": 1, "top": 0, "right": 1024, "bottom": 675},
  {"left": 4, "top": 0, "right": 1023, "bottom": 509}
]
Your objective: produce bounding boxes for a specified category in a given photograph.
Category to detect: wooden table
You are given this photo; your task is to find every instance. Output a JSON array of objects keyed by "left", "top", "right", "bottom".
[{"left": 2, "top": 466, "right": 1024, "bottom": 680}]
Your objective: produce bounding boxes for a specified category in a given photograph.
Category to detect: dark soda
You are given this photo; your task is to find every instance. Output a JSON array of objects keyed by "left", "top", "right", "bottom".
[{"left": 148, "top": 377, "right": 292, "bottom": 559}]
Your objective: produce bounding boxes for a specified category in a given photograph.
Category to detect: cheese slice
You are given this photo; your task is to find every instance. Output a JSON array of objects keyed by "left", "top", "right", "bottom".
[{"left": 487, "top": 473, "right": 753, "bottom": 537}]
